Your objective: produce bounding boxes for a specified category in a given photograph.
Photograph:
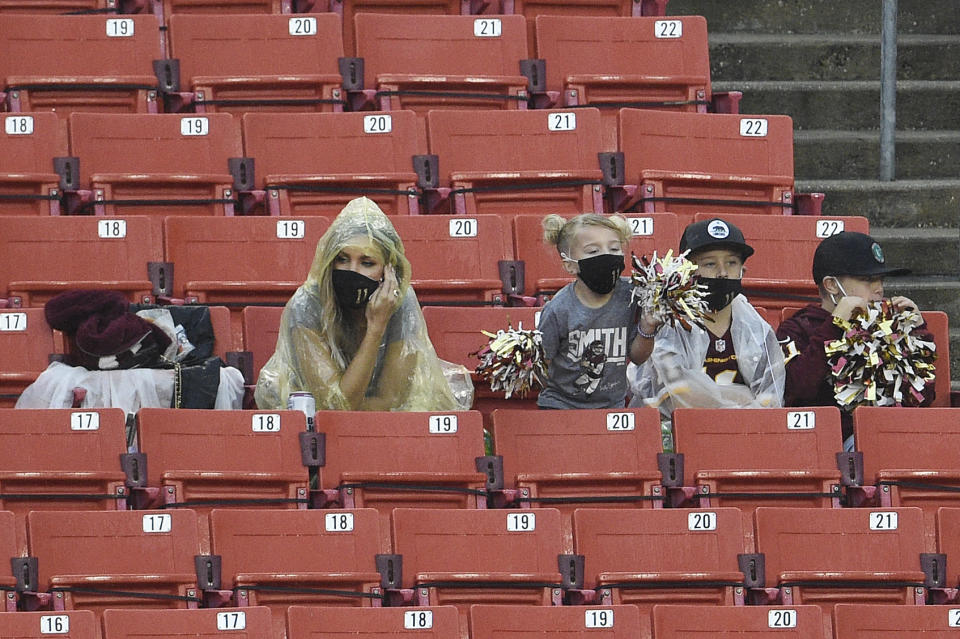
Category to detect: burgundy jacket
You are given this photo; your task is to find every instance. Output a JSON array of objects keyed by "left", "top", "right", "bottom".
[{"left": 776, "top": 303, "right": 936, "bottom": 441}]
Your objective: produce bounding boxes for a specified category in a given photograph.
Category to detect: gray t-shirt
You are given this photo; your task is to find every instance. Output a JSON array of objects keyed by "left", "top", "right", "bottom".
[{"left": 537, "top": 278, "right": 638, "bottom": 409}]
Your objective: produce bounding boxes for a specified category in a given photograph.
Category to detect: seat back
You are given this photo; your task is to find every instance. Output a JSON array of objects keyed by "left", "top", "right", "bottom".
[
  {"left": 163, "top": 216, "right": 331, "bottom": 302},
  {"left": 0, "top": 510, "right": 16, "bottom": 593},
  {"left": 422, "top": 306, "right": 542, "bottom": 370},
  {"left": 0, "top": 216, "right": 160, "bottom": 307},
  {"left": 241, "top": 306, "right": 285, "bottom": 382},
  {"left": 0, "top": 112, "right": 67, "bottom": 215},
  {"left": 512, "top": 0, "right": 639, "bottom": 56},
  {"left": 0, "top": 0, "right": 111, "bottom": 13},
  {"left": 919, "top": 311, "right": 951, "bottom": 407},
  {"left": 854, "top": 406, "right": 960, "bottom": 480},
  {"left": 470, "top": 604, "right": 643, "bottom": 639},
  {"left": 0, "top": 309, "right": 57, "bottom": 407},
  {"left": 136, "top": 408, "right": 310, "bottom": 512},
  {"left": 0, "top": 610, "right": 98, "bottom": 638},
  {"left": 338, "top": 0, "right": 463, "bottom": 56},
  {"left": 834, "top": 603, "right": 960, "bottom": 638},
  {"left": 168, "top": 13, "right": 343, "bottom": 114},
  {"left": 653, "top": 604, "right": 825, "bottom": 639},
  {"left": 618, "top": 109, "right": 795, "bottom": 223},
  {"left": 936, "top": 508, "right": 960, "bottom": 589},
  {"left": 0, "top": 14, "right": 162, "bottom": 115},
  {"left": 287, "top": 606, "right": 460, "bottom": 639},
  {"left": 511, "top": 212, "right": 679, "bottom": 295},
  {"left": 102, "top": 607, "right": 272, "bottom": 639}
]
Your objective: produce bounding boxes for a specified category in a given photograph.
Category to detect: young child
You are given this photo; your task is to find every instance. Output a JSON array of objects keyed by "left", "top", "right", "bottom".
[
  {"left": 628, "top": 218, "right": 785, "bottom": 417},
  {"left": 777, "top": 230, "right": 935, "bottom": 448},
  {"left": 536, "top": 213, "right": 655, "bottom": 409}
]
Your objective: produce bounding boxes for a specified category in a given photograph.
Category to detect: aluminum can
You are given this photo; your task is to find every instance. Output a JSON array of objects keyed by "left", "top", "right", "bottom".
[{"left": 287, "top": 391, "right": 316, "bottom": 431}]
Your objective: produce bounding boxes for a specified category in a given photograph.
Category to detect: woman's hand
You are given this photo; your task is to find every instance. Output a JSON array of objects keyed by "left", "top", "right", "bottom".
[{"left": 365, "top": 264, "right": 399, "bottom": 333}]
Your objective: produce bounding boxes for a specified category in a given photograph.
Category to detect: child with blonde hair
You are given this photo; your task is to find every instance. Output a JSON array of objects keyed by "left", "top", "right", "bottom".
[{"left": 537, "top": 213, "right": 657, "bottom": 409}]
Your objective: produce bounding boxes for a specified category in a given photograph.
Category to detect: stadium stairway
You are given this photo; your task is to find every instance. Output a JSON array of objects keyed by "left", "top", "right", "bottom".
[{"left": 668, "top": 0, "right": 960, "bottom": 388}]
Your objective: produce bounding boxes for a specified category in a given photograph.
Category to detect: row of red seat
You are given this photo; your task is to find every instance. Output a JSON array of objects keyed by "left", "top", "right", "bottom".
[
  {"left": 0, "top": 109, "right": 805, "bottom": 220},
  {"left": 0, "top": 506, "right": 951, "bottom": 636}
]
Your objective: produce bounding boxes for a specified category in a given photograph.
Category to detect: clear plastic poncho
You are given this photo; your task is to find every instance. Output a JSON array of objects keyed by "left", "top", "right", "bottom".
[
  {"left": 254, "top": 197, "right": 473, "bottom": 411},
  {"left": 627, "top": 295, "right": 785, "bottom": 417}
]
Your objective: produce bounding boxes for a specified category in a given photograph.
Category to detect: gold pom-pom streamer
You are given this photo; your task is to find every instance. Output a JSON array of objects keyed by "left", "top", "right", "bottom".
[
  {"left": 826, "top": 300, "right": 936, "bottom": 410},
  {"left": 630, "top": 250, "right": 710, "bottom": 331},
  {"left": 472, "top": 322, "right": 547, "bottom": 399}
]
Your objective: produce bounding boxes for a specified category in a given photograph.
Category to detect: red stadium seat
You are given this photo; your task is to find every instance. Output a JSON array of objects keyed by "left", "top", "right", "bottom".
[
  {"left": 135, "top": 409, "right": 312, "bottom": 532},
  {"left": 671, "top": 407, "right": 844, "bottom": 550},
  {"left": 572, "top": 507, "right": 746, "bottom": 636},
  {"left": 389, "top": 215, "right": 514, "bottom": 303},
  {"left": 0, "top": 0, "right": 117, "bottom": 13},
  {"left": 166, "top": 13, "right": 343, "bottom": 115},
  {"left": 535, "top": 16, "right": 711, "bottom": 148},
  {"left": 391, "top": 508, "right": 565, "bottom": 637},
  {"left": 210, "top": 508, "right": 384, "bottom": 638},
  {"left": 0, "top": 14, "right": 163, "bottom": 116},
  {"left": 854, "top": 406, "right": 960, "bottom": 550},
  {"left": 425, "top": 108, "right": 606, "bottom": 215},
  {"left": 0, "top": 309, "right": 59, "bottom": 408},
  {"left": 0, "top": 510, "right": 17, "bottom": 609},
  {"left": 615, "top": 110, "right": 806, "bottom": 227},
  {"left": 936, "top": 508, "right": 960, "bottom": 589},
  {"left": 162, "top": 0, "right": 291, "bottom": 26},
  {"left": 491, "top": 408, "right": 664, "bottom": 551},
  {"left": 287, "top": 606, "right": 460, "bottom": 639},
  {"left": 834, "top": 603, "right": 960, "bottom": 638},
  {"left": 26, "top": 509, "right": 204, "bottom": 618},
  {"left": 242, "top": 111, "right": 421, "bottom": 216},
  {"left": 0, "top": 112, "right": 68, "bottom": 215},
  {"left": 315, "top": 410, "right": 488, "bottom": 550},
  {"left": 241, "top": 306, "right": 283, "bottom": 383},
  {"left": 68, "top": 113, "right": 242, "bottom": 222},
  {"left": 653, "top": 604, "right": 825, "bottom": 639},
  {"left": 0, "top": 408, "right": 128, "bottom": 553},
  {"left": 0, "top": 610, "right": 98, "bottom": 638},
  {"left": 0, "top": 216, "right": 160, "bottom": 307},
  {"left": 511, "top": 212, "right": 679, "bottom": 297},
  {"left": 352, "top": 13, "right": 529, "bottom": 121},
  {"left": 103, "top": 607, "right": 272, "bottom": 639},
  {"left": 470, "top": 604, "right": 644, "bottom": 639}
]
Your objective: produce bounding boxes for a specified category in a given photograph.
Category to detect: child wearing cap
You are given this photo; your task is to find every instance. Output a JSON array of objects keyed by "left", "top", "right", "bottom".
[
  {"left": 628, "top": 218, "right": 786, "bottom": 420},
  {"left": 776, "top": 231, "right": 935, "bottom": 447}
]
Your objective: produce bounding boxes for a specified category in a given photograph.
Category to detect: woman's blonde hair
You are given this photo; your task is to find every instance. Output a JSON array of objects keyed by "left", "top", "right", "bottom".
[{"left": 542, "top": 213, "right": 632, "bottom": 256}]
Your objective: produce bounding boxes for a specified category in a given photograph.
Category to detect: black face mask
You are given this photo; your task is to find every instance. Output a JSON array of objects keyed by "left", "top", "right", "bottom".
[
  {"left": 700, "top": 277, "right": 743, "bottom": 311},
  {"left": 331, "top": 269, "right": 380, "bottom": 309},
  {"left": 575, "top": 253, "right": 625, "bottom": 295}
]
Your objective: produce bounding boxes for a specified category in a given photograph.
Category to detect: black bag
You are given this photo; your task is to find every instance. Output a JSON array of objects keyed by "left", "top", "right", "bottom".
[{"left": 172, "top": 356, "right": 223, "bottom": 409}]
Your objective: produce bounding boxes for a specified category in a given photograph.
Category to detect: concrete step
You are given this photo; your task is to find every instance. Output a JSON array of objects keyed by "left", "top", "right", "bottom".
[
  {"left": 713, "top": 80, "right": 960, "bottom": 131},
  {"left": 667, "top": 0, "right": 960, "bottom": 35},
  {"left": 795, "top": 179, "right": 960, "bottom": 228},
  {"left": 793, "top": 130, "right": 960, "bottom": 181},
  {"left": 884, "top": 276, "right": 960, "bottom": 326},
  {"left": 708, "top": 34, "right": 960, "bottom": 82},
  {"left": 870, "top": 227, "right": 959, "bottom": 278}
]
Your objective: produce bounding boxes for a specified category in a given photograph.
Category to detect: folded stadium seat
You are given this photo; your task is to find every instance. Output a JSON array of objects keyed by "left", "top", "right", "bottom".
[
  {"left": 490, "top": 408, "right": 664, "bottom": 551},
  {"left": 0, "top": 511, "right": 16, "bottom": 611},
  {"left": 209, "top": 509, "right": 384, "bottom": 639},
  {"left": 349, "top": 14, "right": 530, "bottom": 125},
  {"left": 315, "top": 410, "right": 488, "bottom": 551},
  {"left": 134, "top": 409, "right": 314, "bottom": 537},
  {"left": 67, "top": 113, "right": 243, "bottom": 225},
  {"left": 613, "top": 109, "right": 823, "bottom": 227},
  {"left": 572, "top": 507, "right": 747, "bottom": 636},
  {"left": 0, "top": 0, "right": 120, "bottom": 13},
  {"left": 469, "top": 604, "right": 643, "bottom": 639},
  {"left": 853, "top": 407, "right": 960, "bottom": 551},
  {"left": 834, "top": 603, "right": 960, "bottom": 638},
  {"left": 300, "top": 0, "right": 465, "bottom": 57},
  {"left": 669, "top": 407, "right": 844, "bottom": 551},
  {"left": 24, "top": 509, "right": 204, "bottom": 619},
  {"left": 0, "top": 14, "right": 164, "bottom": 116},
  {"left": 240, "top": 111, "right": 422, "bottom": 216},
  {"left": 240, "top": 306, "right": 283, "bottom": 384},
  {"left": 0, "top": 216, "right": 161, "bottom": 308},
  {"left": 0, "top": 610, "right": 97, "bottom": 637},
  {"left": 694, "top": 213, "right": 868, "bottom": 314},
  {"left": 511, "top": 212, "right": 679, "bottom": 299},
  {"left": 936, "top": 508, "right": 960, "bottom": 593},
  {"left": 421, "top": 306, "right": 542, "bottom": 419},
  {"left": 103, "top": 607, "right": 272, "bottom": 639},
  {"left": 0, "top": 112, "right": 69, "bottom": 216},
  {"left": 750, "top": 506, "right": 929, "bottom": 637},
  {"left": 287, "top": 606, "right": 460, "bottom": 639},
  {"left": 424, "top": 108, "right": 606, "bottom": 215},
  {"left": 534, "top": 16, "right": 718, "bottom": 148},
  {"left": 390, "top": 508, "right": 566, "bottom": 638},
  {"left": 653, "top": 603, "right": 825, "bottom": 639},
  {"left": 389, "top": 215, "right": 515, "bottom": 303},
  {"left": 0, "top": 309, "right": 60, "bottom": 408},
  {"left": 0, "top": 408, "right": 129, "bottom": 554},
  {"left": 165, "top": 14, "right": 343, "bottom": 115}
]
